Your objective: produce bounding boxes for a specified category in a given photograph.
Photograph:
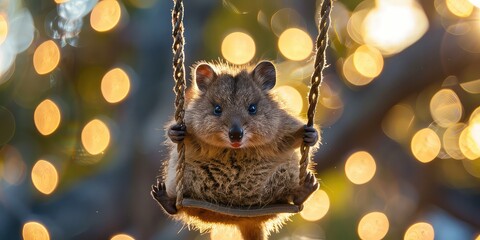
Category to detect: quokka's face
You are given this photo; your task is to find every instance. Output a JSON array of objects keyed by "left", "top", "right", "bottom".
[{"left": 185, "top": 61, "right": 282, "bottom": 149}]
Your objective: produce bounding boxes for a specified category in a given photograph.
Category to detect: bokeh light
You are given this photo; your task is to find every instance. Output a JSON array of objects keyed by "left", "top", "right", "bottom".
[
  {"left": 443, "top": 123, "right": 467, "bottom": 160},
  {"left": 300, "top": 189, "right": 330, "bottom": 221},
  {"left": 430, "top": 89, "right": 462, "bottom": 128},
  {"left": 470, "top": 106, "right": 480, "bottom": 122},
  {"left": 54, "top": 0, "right": 70, "bottom": 3},
  {"left": 0, "top": 15, "right": 7, "bottom": 45},
  {"left": 0, "top": 106, "right": 15, "bottom": 145},
  {"left": 22, "top": 221, "right": 50, "bottom": 240},
  {"left": 463, "top": 159, "right": 480, "bottom": 178},
  {"left": 81, "top": 119, "right": 111, "bottom": 155},
  {"left": 275, "top": 85, "right": 303, "bottom": 115},
  {"left": 31, "top": 159, "right": 59, "bottom": 195},
  {"left": 210, "top": 226, "right": 243, "bottom": 240},
  {"left": 475, "top": 234, "right": 480, "bottom": 240},
  {"left": 278, "top": 28, "right": 313, "bottom": 61},
  {"left": 446, "top": 0, "right": 474, "bottom": 18},
  {"left": 404, "top": 222, "right": 434, "bottom": 240},
  {"left": 0, "top": 145, "right": 26, "bottom": 185},
  {"left": 342, "top": 54, "right": 375, "bottom": 86},
  {"left": 90, "top": 0, "right": 122, "bottom": 32},
  {"left": 110, "top": 233, "right": 135, "bottom": 240},
  {"left": 353, "top": 45, "right": 384, "bottom": 78},
  {"left": 221, "top": 32, "right": 256, "bottom": 65},
  {"left": 101, "top": 68, "right": 131, "bottom": 103},
  {"left": 469, "top": 0, "right": 480, "bottom": 8},
  {"left": 459, "top": 123, "right": 480, "bottom": 160},
  {"left": 382, "top": 104, "right": 415, "bottom": 142},
  {"left": 34, "top": 99, "right": 61, "bottom": 136},
  {"left": 357, "top": 212, "right": 389, "bottom": 240},
  {"left": 460, "top": 79, "right": 480, "bottom": 94},
  {"left": 33, "top": 40, "right": 60, "bottom": 75},
  {"left": 270, "top": 8, "right": 305, "bottom": 37},
  {"left": 411, "top": 128, "right": 441, "bottom": 163},
  {"left": 362, "top": 0, "right": 428, "bottom": 55},
  {"left": 345, "top": 151, "right": 376, "bottom": 185}
]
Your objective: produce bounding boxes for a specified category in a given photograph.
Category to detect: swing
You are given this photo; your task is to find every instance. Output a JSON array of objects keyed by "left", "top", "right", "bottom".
[{"left": 152, "top": 0, "right": 332, "bottom": 219}]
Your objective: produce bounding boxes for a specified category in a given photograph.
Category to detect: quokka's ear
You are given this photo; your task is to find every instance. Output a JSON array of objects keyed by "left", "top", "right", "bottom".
[
  {"left": 251, "top": 61, "right": 276, "bottom": 91},
  {"left": 194, "top": 63, "right": 217, "bottom": 92}
]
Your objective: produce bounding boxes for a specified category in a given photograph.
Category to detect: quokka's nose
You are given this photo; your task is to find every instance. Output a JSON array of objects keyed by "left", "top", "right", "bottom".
[{"left": 229, "top": 125, "right": 244, "bottom": 141}]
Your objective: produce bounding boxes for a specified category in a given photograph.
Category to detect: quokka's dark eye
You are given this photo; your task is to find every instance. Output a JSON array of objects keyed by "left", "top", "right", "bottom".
[
  {"left": 213, "top": 105, "right": 222, "bottom": 116},
  {"left": 248, "top": 104, "right": 257, "bottom": 115}
]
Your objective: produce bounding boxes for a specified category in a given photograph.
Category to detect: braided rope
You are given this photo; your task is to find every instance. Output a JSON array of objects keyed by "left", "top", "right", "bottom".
[
  {"left": 299, "top": 0, "right": 332, "bottom": 184},
  {"left": 172, "top": 0, "right": 186, "bottom": 208}
]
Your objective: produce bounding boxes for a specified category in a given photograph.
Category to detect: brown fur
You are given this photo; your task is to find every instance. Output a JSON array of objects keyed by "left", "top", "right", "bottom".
[{"left": 163, "top": 61, "right": 319, "bottom": 239}]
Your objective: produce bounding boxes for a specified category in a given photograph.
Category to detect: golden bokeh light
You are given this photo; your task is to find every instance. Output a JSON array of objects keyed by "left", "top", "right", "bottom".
[
  {"left": 446, "top": 0, "right": 474, "bottom": 18},
  {"left": 34, "top": 99, "right": 61, "bottom": 136},
  {"left": 460, "top": 79, "right": 480, "bottom": 94},
  {"left": 353, "top": 45, "right": 384, "bottom": 78},
  {"left": 278, "top": 28, "right": 313, "bottom": 61},
  {"left": 362, "top": 0, "right": 428, "bottom": 55},
  {"left": 430, "top": 89, "right": 462, "bottom": 128},
  {"left": 221, "top": 32, "right": 256, "bottom": 65},
  {"left": 463, "top": 159, "right": 480, "bottom": 178},
  {"left": 443, "top": 123, "right": 467, "bottom": 160},
  {"left": 275, "top": 85, "right": 303, "bottom": 115},
  {"left": 475, "top": 234, "right": 480, "bottom": 240},
  {"left": 0, "top": 15, "right": 8, "bottom": 45},
  {"left": 33, "top": 40, "right": 60, "bottom": 75},
  {"left": 22, "top": 221, "right": 50, "bottom": 240},
  {"left": 110, "top": 233, "right": 135, "bottom": 240},
  {"left": 345, "top": 151, "right": 376, "bottom": 185},
  {"left": 469, "top": 0, "right": 480, "bottom": 8},
  {"left": 342, "top": 54, "right": 375, "bottom": 86},
  {"left": 31, "top": 160, "right": 59, "bottom": 195},
  {"left": 81, "top": 119, "right": 111, "bottom": 155},
  {"left": 101, "top": 68, "right": 131, "bottom": 103},
  {"left": 300, "top": 189, "right": 330, "bottom": 221},
  {"left": 470, "top": 106, "right": 480, "bottom": 123},
  {"left": 382, "top": 104, "right": 415, "bottom": 142},
  {"left": 210, "top": 226, "right": 243, "bottom": 240},
  {"left": 357, "top": 212, "right": 389, "bottom": 240},
  {"left": 54, "top": 0, "right": 70, "bottom": 3},
  {"left": 404, "top": 222, "right": 434, "bottom": 240},
  {"left": 459, "top": 123, "right": 480, "bottom": 160},
  {"left": 411, "top": 128, "right": 441, "bottom": 163},
  {"left": 90, "top": 0, "right": 122, "bottom": 32}
]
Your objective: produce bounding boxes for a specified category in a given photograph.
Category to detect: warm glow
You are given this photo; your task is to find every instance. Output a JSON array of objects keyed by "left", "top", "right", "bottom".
[
  {"left": 54, "top": 0, "right": 70, "bottom": 3},
  {"left": 362, "top": 0, "right": 428, "bottom": 55},
  {"left": 475, "top": 234, "right": 480, "bottom": 240},
  {"left": 0, "top": 15, "right": 7, "bottom": 45},
  {"left": 275, "top": 85, "right": 303, "bottom": 115},
  {"left": 110, "top": 234, "right": 135, "bottom": 240},
  {"left": 81, "top": 119, "right": 111, "bottom": 155},
  {"left": 357, "top": 212, "right": 389, "bottom": 240},
  {"left": 221, "top": 32, "right": 256, "bottom": 65},
  {"left": 342, "top": 54, "right": 374, "bottom": 86},
  {"left": 22, "top": 221, "right": 50, "bottom": 240},
  {"left": 210, "top": 226, "right": 243, "bottom": 240},
  {"left": 446, "top": 0, "right": 474, "bottom": 18},
  {"left": 404, "top": 222, "right": 434, "bottom": 240},
  {"left": 470, "top": 106, "right": 480, "bottom": 123},
  {"left": 459, "top": 123, "right": 480, "bottom": 160},
  {"left": 33, "top": 40, "right": 60, "bottom": 75},
  {"left": 345, "top": 151, "right": 376, "bottom": 185},
  {"left": 278, "top": 28, "right": 313, "bottom": 61},
  {"left": 0, "top": 145, "right": 26, "bottom": 185},
  {"left": 34, "top": 99, "right": 61, "bottom": 136},
  {"left": 443, "top": 123, "right": 467, "bottom": 160},
  {"left": 300, "top": 189, "right": 330, "bottom": 221},
  {"left": 382, "top": 104, "right": 415, "bottom": 142},
  {"left": 460, "top": 79, "right": 480, "bottom": 94},
  {"left": 469, "top": 0, "right": 480, "bottom": 8},
  {"left": 353, "top": 45, "right": 384, "bottom": 78},
  {"left": 101, "top": 68, "right": 131, "bottom": 103},
  {"left": 90, "top": 0, "right": 122, "bottom": 32},
  {"left": 31, "top": 160, "right": 59, "bottom": 195},
  {"left": 430, "top": 89, "right": 462, "bottom": 128},
  {"left": 411, "top": 128, "right": 441, "bottom": 163}
]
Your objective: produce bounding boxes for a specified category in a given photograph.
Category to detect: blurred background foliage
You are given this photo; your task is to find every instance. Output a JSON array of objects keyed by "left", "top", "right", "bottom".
[{"left": 0, "top": 0, "right": 480, "bottom": 239}]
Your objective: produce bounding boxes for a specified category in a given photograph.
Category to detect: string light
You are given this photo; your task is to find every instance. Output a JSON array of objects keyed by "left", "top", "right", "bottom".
[
  {"left": 411, "top": 128, "right": 441, "bottom": 163},
  {"left": 22, "top": 221, "right": 50, "bottom": 240},
  {"left": 34, "top": 99, "right": 61, "bottom": 136},
  {"left": 101, "top": 68, "right": 131, "bottom": 103},
  {"left": 221, "top": 32, "right": 256, "bottom": 65},
  {"left": 90, "top": 0, "right": 122, "bottom": 32},
  {"left": 357, "top": 212, "right": 389, "bottom": 240},
  {"left": 404, "top": 222, "right": 434, "bottom": 240},
  {"left": 345, "top": 151, "right": 376, "bottom": 185},
  {"left": 300, "top": 189, "right": 330, "bottom": 221},
  {"left": 33, "top": 40, "right": 60, "bottom": 75},
  {"left": 353, "top": 45, "right": 384, "bottom": 78},
  {"left": 81, "top": 119, "right": 111, "bottom": 155},
  {"left": 278, "top": 28, "right": 313, "bottom": 61}
]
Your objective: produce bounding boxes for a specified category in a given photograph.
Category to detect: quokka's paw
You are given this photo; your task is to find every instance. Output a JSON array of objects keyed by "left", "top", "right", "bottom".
[
  {"left": 151, "top": 179, "right": 178, "bottom": 215},
  {"left": 303, "top": 125, "right": 318, "bottom": 146},
  {"left": 293, "top": 171, "right": 319, "bottom": 206},
  {"left": 168, "top": 124, "right": 186, "bottom": 143}
]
